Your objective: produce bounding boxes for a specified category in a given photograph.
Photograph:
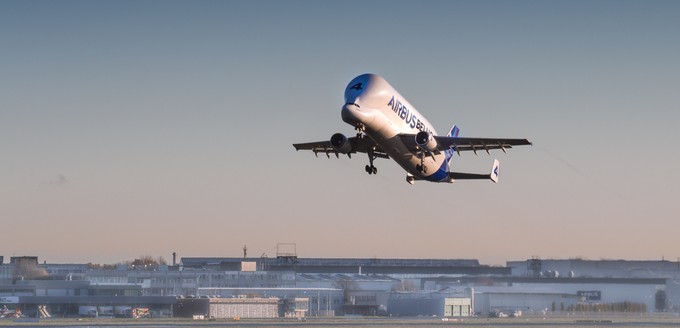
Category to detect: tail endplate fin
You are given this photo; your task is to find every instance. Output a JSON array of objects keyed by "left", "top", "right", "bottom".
[{"left": 490, "top": 159, "right": 500, "bottom": 183}]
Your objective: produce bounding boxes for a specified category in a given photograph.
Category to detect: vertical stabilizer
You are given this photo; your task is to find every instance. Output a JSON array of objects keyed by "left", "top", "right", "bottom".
[
  {"left": 447, "top": 125, "right": 460, "bottom": 138},
  {"left": 444, "top": 124, "right": 459, "bottom": 165}
]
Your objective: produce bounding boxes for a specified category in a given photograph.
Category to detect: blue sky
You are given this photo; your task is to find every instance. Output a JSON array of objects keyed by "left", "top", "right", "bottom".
[{"left": 1, "top": 0, "right": 679, "bottom": 265}]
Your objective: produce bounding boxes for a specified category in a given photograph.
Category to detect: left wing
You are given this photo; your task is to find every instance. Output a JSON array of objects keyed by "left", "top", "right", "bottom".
[
  {"left": 293, "top": 136, "right": 389, "bottom": 159},
  {"left": 400, "top": 134, "right": 532, "bottom": 155}
]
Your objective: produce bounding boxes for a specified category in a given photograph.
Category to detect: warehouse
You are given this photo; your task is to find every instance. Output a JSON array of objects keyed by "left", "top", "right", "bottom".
[
  {"left": 209, "top": 297, "right": 279, "bottom": 318},
  {"left": 173, "top": 296, "right": 309, "bottom": 319},
  {"left": 423, "top": 276, "right": 666, "bottom": 315},
  {"left": 0, "top": 295, "right": 175, "bottom": 318},
  {"left": 387, "top": 291, "right": 473, "bottom": 317}
]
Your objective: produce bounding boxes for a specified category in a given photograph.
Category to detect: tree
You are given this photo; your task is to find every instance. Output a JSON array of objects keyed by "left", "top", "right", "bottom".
[
  {"left": 126, "top": 255, "right": 167, "bottom": 269},
  {"left": 87, "top": 255, "right": 168, "bottom": 271},
  {"left": 13, "top": 260, "right": 48, "bottom": 281}
]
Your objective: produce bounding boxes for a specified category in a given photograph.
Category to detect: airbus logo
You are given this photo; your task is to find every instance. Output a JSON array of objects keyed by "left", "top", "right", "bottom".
[{"left": 387, "top": 96, "right": 433, "bottom": 135}]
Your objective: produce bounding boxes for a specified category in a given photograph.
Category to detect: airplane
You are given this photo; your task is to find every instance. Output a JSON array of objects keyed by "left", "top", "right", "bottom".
[{"left": 293, "top": 74, "right": 531, "bottom": 185}]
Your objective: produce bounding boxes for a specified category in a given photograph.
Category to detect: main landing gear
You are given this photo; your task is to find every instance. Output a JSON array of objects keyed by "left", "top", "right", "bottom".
[
  {"left": 415, "top": 151, "right": 428, "bottom": 174},
  {"left": 365, "top": 147, "right": 378, "bottom": 175},
  {"left": 365, "top": 164, "right": 377, "bottom": 175},
  {"left": 363, "top": 136, "right": 378, "bottom": 175}
]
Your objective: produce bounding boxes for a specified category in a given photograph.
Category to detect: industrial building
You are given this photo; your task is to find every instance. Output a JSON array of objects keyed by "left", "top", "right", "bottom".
[
  {"left": 505, "top": 258, "right": 679, "bottom": 312},
  {"left": 388, "top": 292, "right": 473, "bottom": 317},
  {"left": 1, "top": 254, "right": 678, "bottom": 318}
]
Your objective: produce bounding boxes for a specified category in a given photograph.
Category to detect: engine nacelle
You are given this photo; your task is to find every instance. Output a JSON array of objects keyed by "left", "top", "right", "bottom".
[
  {"left": 330, "top": 133, "right": 352, "bottom": 153},
  {"left": 415, "top": 131, "right": 437, "bottom": 151}
]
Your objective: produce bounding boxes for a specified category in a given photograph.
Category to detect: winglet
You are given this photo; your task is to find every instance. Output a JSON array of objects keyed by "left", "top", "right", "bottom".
[{"left": 490, "top": 159, "right": 500, "bottom": 183}]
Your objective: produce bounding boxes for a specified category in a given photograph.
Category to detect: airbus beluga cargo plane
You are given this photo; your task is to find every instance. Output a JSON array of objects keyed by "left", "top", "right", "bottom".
[{"left": 293, "top": 74, "right": 531, "bottom": 185}]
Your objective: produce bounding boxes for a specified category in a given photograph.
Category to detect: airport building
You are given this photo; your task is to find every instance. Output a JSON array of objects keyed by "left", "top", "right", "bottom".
[
  {"left": 1, "top": 254, "right": 677, "bottom": 318},
  {"left": 505, "top": 258, "right": 679, "bottom": 312}
]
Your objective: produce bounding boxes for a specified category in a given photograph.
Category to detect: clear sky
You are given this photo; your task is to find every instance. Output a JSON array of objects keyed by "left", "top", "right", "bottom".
[{"left": 2, "top": 0, "right": 679, "bottom": 266}]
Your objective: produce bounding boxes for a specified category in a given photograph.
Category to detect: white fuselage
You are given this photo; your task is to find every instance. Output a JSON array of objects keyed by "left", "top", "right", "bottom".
[{"left": 340, "top": 74, "right": 449, "bottom": 180}]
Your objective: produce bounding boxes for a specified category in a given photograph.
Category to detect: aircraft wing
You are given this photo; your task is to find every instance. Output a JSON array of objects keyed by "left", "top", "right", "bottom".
[
  {"left": 399, "top": 134, "right": 531, "bottom": 154},
  {"left": 293, "top": 136, "right": 389, "bottom": 159}
]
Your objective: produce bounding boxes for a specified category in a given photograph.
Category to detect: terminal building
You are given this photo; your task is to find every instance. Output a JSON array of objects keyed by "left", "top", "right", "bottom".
[{"left": 1, "top": 254, "right": 678, "bottom": 318}]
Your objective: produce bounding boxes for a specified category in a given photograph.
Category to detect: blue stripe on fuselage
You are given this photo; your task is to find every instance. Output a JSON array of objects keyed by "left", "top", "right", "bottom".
[
  {"left": 423, "top": 155, "right": 450, "bottom": 182},
  {"left": 423, "top": 144, "right": 455, "bottom": 183},
  {"left": 423, "top": 125, "right": 458, "bottom": 182}
]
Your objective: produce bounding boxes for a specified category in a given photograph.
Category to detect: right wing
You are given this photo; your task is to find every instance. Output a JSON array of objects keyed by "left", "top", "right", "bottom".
[
  {"left": 399, "top": 134, "right": 531, "bottom": 155},
  {"left": 435, "top": 137, "right": 532, "bottom": 154},
  {"left": 293, "top": 136, "right": 389, "bottom": 159}
]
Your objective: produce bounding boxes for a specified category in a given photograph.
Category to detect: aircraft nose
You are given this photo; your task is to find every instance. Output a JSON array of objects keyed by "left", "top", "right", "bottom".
[
  {"left": 341, "top": 102, "right": 373, "bottom": 127},
  {"left": 341, "top": 103, "right": 361, "bottom": 125}
]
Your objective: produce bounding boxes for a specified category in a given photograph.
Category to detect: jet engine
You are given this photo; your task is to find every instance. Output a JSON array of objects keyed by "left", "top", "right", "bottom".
[
  {"left": 330, "top": 133, "right": 352, "bottom": 153},
  {"left": 415, "top": 131, "right": 437, "bottom": 151}
]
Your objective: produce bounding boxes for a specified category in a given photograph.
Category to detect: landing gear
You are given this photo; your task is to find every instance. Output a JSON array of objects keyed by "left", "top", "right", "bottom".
[
  {"left": 365, "top": 145, "right": 378, "bottom": 175},
  {"left": 416, "top": 150, "right": 428, "bottom": 174},
  {"left": 365, "top": 165, "right": 377, "bottom": 175},
  {"left": 416, "top": 164, "right": 428, "bottom": 174},
  {"left": 355, "top": 124, "right": 366, "bottom": 138}
]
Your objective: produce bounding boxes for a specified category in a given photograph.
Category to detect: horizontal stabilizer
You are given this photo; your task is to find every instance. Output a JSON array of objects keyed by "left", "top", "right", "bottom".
[
  {"left": 448, "top": 159, "right": 500, "bottom": 183},
  {"left": 448, "top": 172, "right": 492, "bottom": 180}
]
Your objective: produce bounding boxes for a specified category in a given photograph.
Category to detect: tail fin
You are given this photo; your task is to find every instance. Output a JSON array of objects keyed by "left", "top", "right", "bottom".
[
  {"left": 444, "top": 125, "right": 459, "bottom": 163},
  {"left": 447, "top": 125, "right": 460, "bottom": 138}
]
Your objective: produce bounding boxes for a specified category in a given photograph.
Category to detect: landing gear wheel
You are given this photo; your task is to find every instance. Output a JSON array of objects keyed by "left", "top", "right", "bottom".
[
  {"left": 365, "top": 146, "right": 378, "bottom": 175},
  {"left": 365, "top": 165, "right": 377, "bottom": 175},
  {"left": 416, "top": 164, "right": 428, "bottom": 174}
]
